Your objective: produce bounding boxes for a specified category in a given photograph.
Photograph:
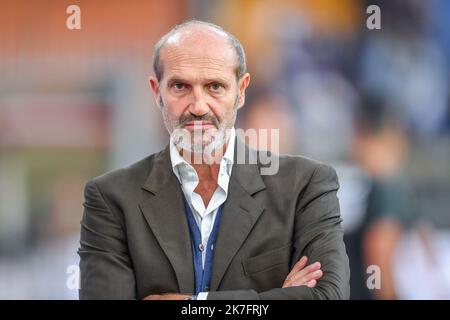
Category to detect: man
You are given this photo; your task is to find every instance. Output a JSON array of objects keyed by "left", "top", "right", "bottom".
[{"left": 78, "top": 20, "right": 350, "bottom": 300}]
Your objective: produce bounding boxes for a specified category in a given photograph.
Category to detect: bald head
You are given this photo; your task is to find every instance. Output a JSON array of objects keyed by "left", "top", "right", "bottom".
[{"left": 152, "top": 20, "right": 247, "bottom": 82}]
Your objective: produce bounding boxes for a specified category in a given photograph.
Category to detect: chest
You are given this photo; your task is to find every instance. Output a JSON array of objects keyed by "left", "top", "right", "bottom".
[{"left": 194, "top": 181, "right": 218, "bottom": 207}]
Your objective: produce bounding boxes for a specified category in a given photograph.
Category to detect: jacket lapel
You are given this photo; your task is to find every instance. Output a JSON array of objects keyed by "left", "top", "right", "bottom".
[
  {"left": 139, "top": 145, "right": 195, "bottom": 294},
  {"left": 210, "top": 140, "right": 266, "bottom": 290}
]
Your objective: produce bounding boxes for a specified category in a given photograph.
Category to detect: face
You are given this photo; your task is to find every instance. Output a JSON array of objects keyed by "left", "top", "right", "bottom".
[{"left": 150, "top": 28, "right": 250, "bottom": 154}]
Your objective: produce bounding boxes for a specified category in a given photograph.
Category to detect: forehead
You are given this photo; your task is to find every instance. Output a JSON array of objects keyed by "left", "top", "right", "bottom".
[{"left": 160, "top": 29, "right": 237, "bottom": 82}]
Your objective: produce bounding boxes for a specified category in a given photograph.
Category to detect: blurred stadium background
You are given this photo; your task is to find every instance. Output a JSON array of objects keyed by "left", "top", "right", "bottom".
[{"left": 0, "top": 0, "right": 449, "bottom": 299}]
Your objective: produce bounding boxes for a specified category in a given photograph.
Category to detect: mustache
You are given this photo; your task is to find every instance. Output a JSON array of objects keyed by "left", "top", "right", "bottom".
[{"left": 178, "top": 113, "right": 220, "bottom": 128}]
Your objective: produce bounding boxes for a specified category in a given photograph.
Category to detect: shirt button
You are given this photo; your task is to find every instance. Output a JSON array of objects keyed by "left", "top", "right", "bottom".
[{"left": 198, "top": 243, "right": 204, "bottom": 252}]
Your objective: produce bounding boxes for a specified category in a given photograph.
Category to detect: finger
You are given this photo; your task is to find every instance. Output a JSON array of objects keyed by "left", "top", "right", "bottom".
[
  {"left": 306, "top": 279, "right": 317, "bottom": 288},
  {"left": 290, "top": 256, "right": 308, "bottom": 275},
  {"left": 288, "top": 269, "right": 323, "bottom": 287},
  {"left": 285, "top": 256, "right": 308, "bottom": 281},
  {"left": 143, "top": 294, "right": 161, "bottom": 300},
  {"left": 283, "top": 260, "right": 321, "bottom": 288},
  {"left": 301, "top": 269, "right": 323, "bottom": 283},
  {"left": 299, "top": 261, "right": 321, "bottom": 276},
  {"left": 291, "top": 270, "right": 323, "bottom": 285},
  {"left": 288, "top": 261, "right": 321, "bottom": 281}
]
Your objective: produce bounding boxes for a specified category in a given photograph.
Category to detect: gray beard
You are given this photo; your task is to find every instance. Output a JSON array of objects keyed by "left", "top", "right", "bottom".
[{"left": 162, "top": 94, "right": 238, "bottom": 155}]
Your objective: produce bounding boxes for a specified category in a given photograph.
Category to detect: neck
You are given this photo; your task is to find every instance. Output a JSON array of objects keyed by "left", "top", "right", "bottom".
[
  {"left": 192, "top": 162, "right": 220, "bottom": 184},
  {"left": 181, "top": 142, "right": 228, "bottom": 208}
]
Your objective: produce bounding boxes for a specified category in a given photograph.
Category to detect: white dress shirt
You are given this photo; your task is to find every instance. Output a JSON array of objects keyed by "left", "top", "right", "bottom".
[{"left": 169, "top": 127, "right": 235, "bottom": 299}]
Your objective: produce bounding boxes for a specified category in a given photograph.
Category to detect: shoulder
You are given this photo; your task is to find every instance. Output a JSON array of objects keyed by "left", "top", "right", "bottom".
[
  {"left": 256, "top": 149, "right": 337, "bottom": 181},
  {"left": 253, "top": 149, "right": 339, "bottom": 192},
  {"left": 86, "top": 150, "right": 163, "bottom": 191},
  {"left": 279, "top": 154, "right": 338, "bottom": 181}
]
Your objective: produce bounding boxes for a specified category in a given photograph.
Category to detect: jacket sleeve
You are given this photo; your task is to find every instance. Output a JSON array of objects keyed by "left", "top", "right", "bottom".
[
  {"left": 78, "top": 180, "right": 136, "bottom": 299},
  {"left": 207, "top": 164, "right": 350, "bottom": 300}
]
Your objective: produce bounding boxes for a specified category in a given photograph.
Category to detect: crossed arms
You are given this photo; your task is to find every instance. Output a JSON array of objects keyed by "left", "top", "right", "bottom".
[{"left": 79, "top": 164, "right": 350, "bottom": 300}]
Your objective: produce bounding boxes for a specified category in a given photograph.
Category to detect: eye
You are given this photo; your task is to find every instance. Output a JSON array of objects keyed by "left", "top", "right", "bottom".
[
  {"left": 209, "top": 82, "right": 224, "bottom": 92},
  {"left": 173, "top": 82, "right": 186, "bottom": 90}
]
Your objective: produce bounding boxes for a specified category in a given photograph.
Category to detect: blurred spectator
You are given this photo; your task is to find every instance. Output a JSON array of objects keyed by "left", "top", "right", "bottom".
[
  {"left": 359, "top": 0, "right": 449, "bottom": 139},
  {"left": 393, "top": 223, "right": 450, "bottom": 299},
  {"left": 239, "top": 89, "right": 297, "bottom": 154},
  {"left": 343, "top": 95, "right": 417, "bottom": 299}
]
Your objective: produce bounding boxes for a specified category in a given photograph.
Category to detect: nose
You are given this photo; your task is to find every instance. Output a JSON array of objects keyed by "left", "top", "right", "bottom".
[{"left": 188, "top": 87, "right": 209, "bottom": 116}]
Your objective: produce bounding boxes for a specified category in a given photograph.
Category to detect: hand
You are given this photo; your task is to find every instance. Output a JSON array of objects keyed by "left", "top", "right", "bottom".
[
  {"left": 143, "top": 293, "right": 190, "bottom": 300},
  {"left": 282, "top": 256, "right": 323, "bottom": 288}
]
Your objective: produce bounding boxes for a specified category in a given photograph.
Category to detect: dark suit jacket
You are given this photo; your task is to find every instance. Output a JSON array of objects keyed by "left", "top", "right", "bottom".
[{"left": 78, "top": 138, "right": 350, "bottom": 299}]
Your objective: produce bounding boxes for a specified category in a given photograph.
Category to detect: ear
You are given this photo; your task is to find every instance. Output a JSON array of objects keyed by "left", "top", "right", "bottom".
[
  {"left": 237, "top": 73, "right": 251, "bottom": 110},
  {"left": 149, "top": 76, "right": 162, "bottom": 109}
]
